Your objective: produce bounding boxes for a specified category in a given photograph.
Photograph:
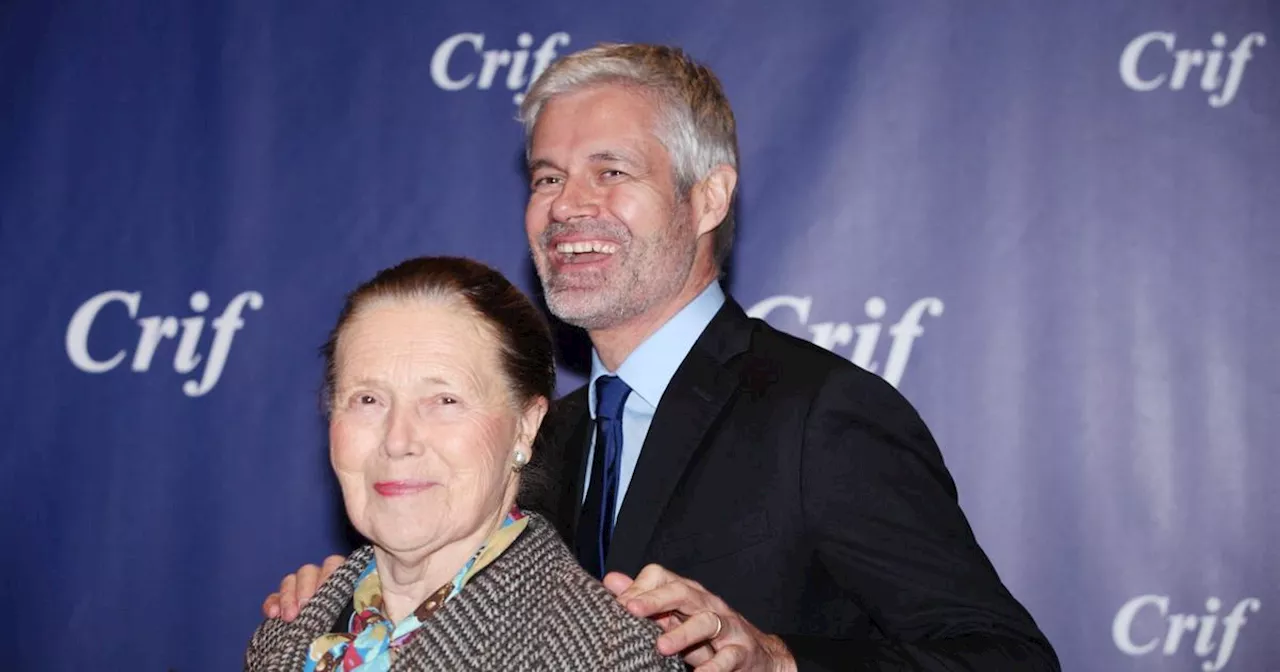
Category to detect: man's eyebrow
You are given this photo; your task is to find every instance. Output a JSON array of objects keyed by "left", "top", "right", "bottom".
[
  {"left": 527, "top": 151, "right": 642, "bottom": 173},
  {"left": 527, "top": 158, "right": 561, "bottom": 173},
  {"left": 588, "top": 150, "right": 638, "bottom": 164}
]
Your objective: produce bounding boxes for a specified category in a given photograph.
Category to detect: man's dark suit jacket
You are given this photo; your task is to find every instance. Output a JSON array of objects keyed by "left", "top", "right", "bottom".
[{"left": 529, "top": 298, "right": 1060, "bottom": 671}]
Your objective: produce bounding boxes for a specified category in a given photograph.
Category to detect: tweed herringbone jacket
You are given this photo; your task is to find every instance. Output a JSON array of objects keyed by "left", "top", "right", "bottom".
[{"left": 244, "top": 513, "right": 685, "bottom": 671}]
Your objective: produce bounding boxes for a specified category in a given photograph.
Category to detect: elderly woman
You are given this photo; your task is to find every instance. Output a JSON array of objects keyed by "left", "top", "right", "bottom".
[{"left": 244, "top": 256, "right": 682, "bottom": 671}]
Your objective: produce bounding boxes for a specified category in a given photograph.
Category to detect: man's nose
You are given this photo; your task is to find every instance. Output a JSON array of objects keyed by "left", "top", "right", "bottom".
[{"left": 550, "top": 175, "right": 601, "bottom": 222}]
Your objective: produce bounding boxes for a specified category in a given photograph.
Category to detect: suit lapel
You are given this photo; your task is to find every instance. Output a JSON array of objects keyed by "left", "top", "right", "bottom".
[
  {"left": 538, "top": 389, "right": 592, "bottom": 542},
  {"left": 564, "top": 409, "right": 592, "bottom": 538},
  {"left": 604, "top": 300, "right": 754, "bottom": 576}
]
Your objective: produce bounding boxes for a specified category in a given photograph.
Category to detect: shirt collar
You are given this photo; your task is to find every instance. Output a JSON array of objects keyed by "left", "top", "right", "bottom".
[{"left": 588, "top": 281, "right": 726, "bottom": 417}]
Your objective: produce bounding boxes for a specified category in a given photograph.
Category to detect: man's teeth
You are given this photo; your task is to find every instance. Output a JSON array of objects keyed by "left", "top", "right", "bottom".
[{"left": 555, "top": 241, "right": 619, "bottom": 254}]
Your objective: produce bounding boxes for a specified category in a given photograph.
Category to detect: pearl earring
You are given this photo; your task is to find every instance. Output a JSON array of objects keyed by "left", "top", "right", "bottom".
[{"left": 512, "top": 451, "right": 527, "bottom": 471}]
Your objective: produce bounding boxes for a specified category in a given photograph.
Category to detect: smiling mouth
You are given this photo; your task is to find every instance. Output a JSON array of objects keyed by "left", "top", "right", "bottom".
[
  {"left": 556, "top": 241, "right": 619, "bottom": 255},
  {"left": 552, "top": 240, "right": 619, "bottom": 266},
  {"left": 373, "top": 481, "right": 436, "bottom": 497}
]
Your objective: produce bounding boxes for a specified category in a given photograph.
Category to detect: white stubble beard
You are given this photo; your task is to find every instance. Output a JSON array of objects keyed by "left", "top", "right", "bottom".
[{"left": 534, "top": 205, "right": 697, "bottom": 331}]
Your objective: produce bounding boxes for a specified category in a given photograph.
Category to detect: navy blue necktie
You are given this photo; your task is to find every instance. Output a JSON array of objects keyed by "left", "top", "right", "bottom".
[{"left": 575, "top": 375, "right": 631, "bottom": 579}]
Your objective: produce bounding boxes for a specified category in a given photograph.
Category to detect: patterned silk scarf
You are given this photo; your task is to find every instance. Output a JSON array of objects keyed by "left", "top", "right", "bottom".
[{"left": 303, "top": 508, "right": 529, "bottom": 672}]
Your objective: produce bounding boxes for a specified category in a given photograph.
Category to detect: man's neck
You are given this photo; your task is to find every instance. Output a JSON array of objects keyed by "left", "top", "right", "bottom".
[{"left": 590, "top": 267, "right": 717, "bottom": 371}]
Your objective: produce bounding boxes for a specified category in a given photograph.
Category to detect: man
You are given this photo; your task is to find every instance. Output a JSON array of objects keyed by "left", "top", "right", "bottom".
[{"left": 265, "top": 43, "right": 1060, "bottom": 671}]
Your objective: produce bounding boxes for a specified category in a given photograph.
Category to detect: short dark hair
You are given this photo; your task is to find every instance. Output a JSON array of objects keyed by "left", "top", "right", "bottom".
[{"left": 321, "top": 256, "right": 555, "bottom": 411}]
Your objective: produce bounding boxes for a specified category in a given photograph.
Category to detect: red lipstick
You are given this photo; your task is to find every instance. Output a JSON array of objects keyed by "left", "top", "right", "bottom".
[{"left": 373, "top": 480, "right": 435, "bottom": 497}]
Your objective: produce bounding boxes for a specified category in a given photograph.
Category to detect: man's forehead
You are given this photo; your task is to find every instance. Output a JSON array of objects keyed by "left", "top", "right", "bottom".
[
  {"left": 535, "top": 86, "right": 660, "bottom": 134},
  {"left": 529, "top": 114, "right": 663, "bottom": 166}
]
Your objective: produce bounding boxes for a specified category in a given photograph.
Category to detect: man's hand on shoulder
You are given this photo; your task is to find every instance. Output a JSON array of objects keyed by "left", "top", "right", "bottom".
[
  {"left": 605, "top": 564, "right": 797, "bottom": 672},
  {"left": 261, "top": 555, "right": 345, "bottom": 621}
]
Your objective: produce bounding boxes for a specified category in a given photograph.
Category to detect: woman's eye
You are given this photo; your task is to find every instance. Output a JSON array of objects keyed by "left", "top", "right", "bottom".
[{"left": 440, "top": 396, "right": 457, "bottom": 405}]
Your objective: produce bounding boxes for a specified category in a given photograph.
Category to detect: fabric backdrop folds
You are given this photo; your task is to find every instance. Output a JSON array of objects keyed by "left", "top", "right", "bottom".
[{"left": 1, "top": 1, "right": 1276, "bottom": 670}]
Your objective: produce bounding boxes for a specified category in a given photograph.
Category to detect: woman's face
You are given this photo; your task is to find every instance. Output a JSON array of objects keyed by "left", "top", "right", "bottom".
[{"left": 328, "top": 298, "right": 544, "bottom": 561}]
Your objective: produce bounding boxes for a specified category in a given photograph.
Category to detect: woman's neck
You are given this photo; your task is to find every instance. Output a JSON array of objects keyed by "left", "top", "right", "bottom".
[{"left": 372, "top": 504, "right": 512, "bottom": 624}]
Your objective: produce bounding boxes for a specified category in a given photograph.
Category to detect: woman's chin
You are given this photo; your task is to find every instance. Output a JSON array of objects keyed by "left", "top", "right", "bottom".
[
  {"left": 357, "top": 499, "right": 447, "bottom": 544},
  {"left": 360, "top": 514, "right": 440, "bottom": 550},
  {"left": 364, "top": 524, "right": 444, "bottom": 557}
]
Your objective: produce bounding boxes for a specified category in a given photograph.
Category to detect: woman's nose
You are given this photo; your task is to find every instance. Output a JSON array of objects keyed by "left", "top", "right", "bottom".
[{"left": 382, "top": 403, "right": 425, "bottom": 457}]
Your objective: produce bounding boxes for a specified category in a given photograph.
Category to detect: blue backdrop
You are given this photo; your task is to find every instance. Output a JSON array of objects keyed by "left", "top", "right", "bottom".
[{"left": 2, "top": 2, "right": 1276, "bottom": 670}]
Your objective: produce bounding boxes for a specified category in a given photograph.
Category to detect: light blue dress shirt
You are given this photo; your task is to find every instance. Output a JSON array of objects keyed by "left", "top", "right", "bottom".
[{"left": 583, "top": 281, "right": 726, "bottom": 519}]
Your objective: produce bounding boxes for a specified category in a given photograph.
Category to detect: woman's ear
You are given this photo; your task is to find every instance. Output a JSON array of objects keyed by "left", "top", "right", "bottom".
[{"left": 516, "top": 395, "right": 550, "bottom": 461}]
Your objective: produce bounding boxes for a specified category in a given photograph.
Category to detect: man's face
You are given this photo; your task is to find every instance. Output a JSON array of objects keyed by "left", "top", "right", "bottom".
[{"left": 525, "top": 84, "right": 698, "bottom": 331}]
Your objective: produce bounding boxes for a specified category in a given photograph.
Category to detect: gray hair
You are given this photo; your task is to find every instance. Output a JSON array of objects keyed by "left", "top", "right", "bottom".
[{"left": 518, "top": 43, "right": 739, "bottom": 266}]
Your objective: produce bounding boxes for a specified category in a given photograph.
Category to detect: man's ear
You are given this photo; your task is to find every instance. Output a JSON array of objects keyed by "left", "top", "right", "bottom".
[{"left": 690, "top": 165, "right": 738, "bottom": 237}]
